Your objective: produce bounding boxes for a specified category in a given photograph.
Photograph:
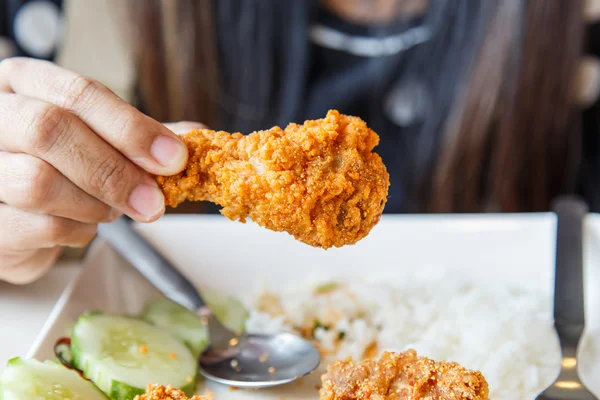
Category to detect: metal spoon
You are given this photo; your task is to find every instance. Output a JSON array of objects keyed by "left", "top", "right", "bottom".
[
  {"left": 537, "top": 197, "right": 597, "bottom": 400},
  {"left": 97, "top": 217, "right": 321, "bottom": 389}
]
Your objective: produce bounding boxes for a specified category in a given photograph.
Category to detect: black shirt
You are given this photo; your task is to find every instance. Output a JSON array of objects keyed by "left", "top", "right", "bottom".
[{"left": 302, "top": 9, "right": 429, "bottom": 213}]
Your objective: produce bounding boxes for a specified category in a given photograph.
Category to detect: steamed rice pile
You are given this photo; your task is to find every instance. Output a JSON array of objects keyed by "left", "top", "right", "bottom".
[{"left": 244, "top": 271, "right": 597, "bottom": 400}]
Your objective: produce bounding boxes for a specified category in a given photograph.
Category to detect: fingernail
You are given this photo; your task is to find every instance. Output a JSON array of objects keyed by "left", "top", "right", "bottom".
[
  {"left": 129, "top": 184, "right": 164, "bottom": 220},
  {"left": 150, "top": 136, "right": 187, "bottom": 168}
]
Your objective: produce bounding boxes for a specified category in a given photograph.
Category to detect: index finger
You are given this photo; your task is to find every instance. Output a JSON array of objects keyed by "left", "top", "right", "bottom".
[{"left": 0, "top": 58, "right": 188, "bottom": 176}]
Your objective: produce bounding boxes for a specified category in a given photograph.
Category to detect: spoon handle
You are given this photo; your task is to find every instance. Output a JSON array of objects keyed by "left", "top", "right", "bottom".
[
  {"left": 552, "top": 196, "right": 588, "bottom": 344},
  {"left": 97, "top": 217, "right": 206, "bottom": 312}
]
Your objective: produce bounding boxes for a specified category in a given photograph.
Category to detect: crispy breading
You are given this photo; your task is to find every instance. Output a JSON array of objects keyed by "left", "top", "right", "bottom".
[
  {"left": 320, "top": 350, "right": 490, "bottom": 400},
  {"left": 134, "top": 384, "right": 208, "bottom": 400},
  {"left": 156, "top": 110, "right": 390, "bottom": 249}
]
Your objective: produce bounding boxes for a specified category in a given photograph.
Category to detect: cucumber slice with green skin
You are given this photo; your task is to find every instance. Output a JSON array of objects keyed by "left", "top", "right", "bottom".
[
  {"left": 203, "top": 289, "right": 249, "bottom": 335},
  {"left": 0, "top": 357, "right": 107, "bottom": 400},
  {"left": 141, "top": 298, "right": 209, "bottom": 357},
  {"left": 71, "top": 313, "right": 197, "bottom": 400}
]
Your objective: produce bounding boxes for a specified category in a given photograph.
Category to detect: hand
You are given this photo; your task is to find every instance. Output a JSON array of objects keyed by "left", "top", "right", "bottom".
[{"left": 0, "top": 58, "right": 195, "bottom": 284}]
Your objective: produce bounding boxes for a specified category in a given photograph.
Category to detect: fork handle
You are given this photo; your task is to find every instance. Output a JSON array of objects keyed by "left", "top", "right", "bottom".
[{"left": 552, "top": 196, "right": 588, "bottom": 342}]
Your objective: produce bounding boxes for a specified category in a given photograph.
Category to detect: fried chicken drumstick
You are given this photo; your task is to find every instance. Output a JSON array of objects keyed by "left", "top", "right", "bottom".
[
  {"left": 320, "top": 350, "right": 490, "bottom": 400},
  {"left": 135, "top": 351, "right": 488, "bottom": 400},
  {"left": 156, "top": 110, "right": 389, "bottom": 249}
]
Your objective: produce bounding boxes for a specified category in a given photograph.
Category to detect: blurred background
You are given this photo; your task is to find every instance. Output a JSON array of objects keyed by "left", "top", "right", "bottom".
[
  {"left": 3, "top": 0, "right": 600, "bottom": 217},
  {"left": 1, "top": 4, "right": 598, "bottom": 397}
]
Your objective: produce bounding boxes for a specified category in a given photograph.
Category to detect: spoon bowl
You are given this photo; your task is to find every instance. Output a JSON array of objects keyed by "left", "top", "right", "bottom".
[
  {"left": 98, "top": 217, "right": 322, "bottom": 389},
  {"left": 199, "top": 332, "right": 321, "bottom": 388}
]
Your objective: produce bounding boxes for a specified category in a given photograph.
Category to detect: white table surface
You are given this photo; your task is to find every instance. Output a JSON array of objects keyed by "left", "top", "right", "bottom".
[{"left": 0, "top": 261, "right": 80, "bottom": 373}]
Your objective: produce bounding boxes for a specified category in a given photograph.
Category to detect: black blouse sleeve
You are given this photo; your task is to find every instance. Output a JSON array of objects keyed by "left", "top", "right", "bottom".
[{"left": 580, "top": 22, "right": 600, "bottom": 211}]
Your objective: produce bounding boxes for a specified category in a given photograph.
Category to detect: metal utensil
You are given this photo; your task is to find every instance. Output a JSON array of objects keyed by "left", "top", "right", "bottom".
[
  {"left": 97, "top": 217, "right": 321, "bottom": 389},
  {"left": 536, "top": 196, "right": 597, "bottom": 400}
]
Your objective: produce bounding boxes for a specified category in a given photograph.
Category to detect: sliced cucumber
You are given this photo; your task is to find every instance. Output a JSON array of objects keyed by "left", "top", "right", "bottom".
[
  {"left": 203, "top": 289, "right": 249, "bottom": 335},
  {"left": 0, "top": 357, "right": 107, "bottom": 400},
  {"left": 71, "top": 313, "right": 197, "bottom": 400},
  {"left": 141, "top": 298, "right": 209, "bottom": 357}
]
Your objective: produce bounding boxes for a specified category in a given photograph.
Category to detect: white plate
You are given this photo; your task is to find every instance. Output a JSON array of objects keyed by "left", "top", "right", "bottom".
[{"left": 27, "top": 214, "right": 600, "bottom": 398}]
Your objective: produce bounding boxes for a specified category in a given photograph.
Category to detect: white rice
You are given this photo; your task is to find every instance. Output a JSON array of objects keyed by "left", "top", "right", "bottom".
[{"left": 244, "top": 270, "right": 600, "bottom": 400}]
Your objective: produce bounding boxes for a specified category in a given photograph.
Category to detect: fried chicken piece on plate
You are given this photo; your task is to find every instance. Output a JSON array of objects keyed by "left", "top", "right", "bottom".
[
  {"left": 134, "top": 384, "right": 209, "bottom": 400},
  {"left": 156, "top": 110, "right": 390, "bottom": 249},
  {"left": 320, "top": 350, "right": 489, "bottom": 400}
]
